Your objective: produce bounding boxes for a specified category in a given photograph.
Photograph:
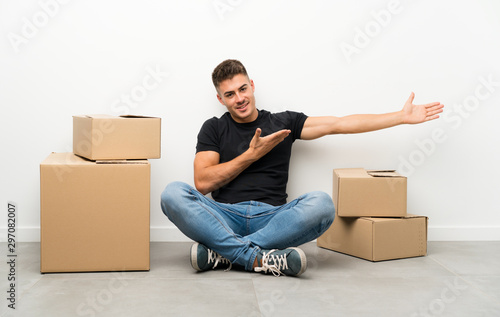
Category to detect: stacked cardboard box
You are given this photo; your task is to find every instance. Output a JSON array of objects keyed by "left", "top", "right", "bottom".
[
  {"left": 317, "top": 168, "right": 427, "bottom": 261},
  {"left": 40, "top": 115, "right": 161, "bottom": 273}
]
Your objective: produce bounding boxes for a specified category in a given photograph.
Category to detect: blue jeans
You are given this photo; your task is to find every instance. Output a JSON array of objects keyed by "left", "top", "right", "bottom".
[{"left": 160, "top": 181, "right": 335, "bottom": 271}]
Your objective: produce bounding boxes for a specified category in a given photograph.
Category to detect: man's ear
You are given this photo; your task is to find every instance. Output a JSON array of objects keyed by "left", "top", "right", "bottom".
[{"left": 216, "top": 93, "right": 225, "bottom": 105}]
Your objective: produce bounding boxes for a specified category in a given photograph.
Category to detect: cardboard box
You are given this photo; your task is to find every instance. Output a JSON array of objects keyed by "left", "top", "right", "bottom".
[
  {"left": 334, "top": 168, "right": 407, "bottom": 217},
  {"left": 73, "top": 114, "right": 161, "bottom": 160},
  {"left": 317, "top": 214, "right": 427, "bottom": 261},
  {"left": 40, "top": 153, "right": 150, "bottom": 273}
]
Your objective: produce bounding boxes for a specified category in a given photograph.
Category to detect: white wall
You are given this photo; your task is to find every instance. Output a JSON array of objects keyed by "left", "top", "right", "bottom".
[{"left": 1, "top": 0, "right": 499, "bottom": 242}]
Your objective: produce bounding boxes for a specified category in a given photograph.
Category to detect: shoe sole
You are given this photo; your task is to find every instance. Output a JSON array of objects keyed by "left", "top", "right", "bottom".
[
  {"left": 289, "top": 247, "right": 307, "bottom": 276},
  {"left": 190, "top": 242, "right": 201, "bottom": 271}
]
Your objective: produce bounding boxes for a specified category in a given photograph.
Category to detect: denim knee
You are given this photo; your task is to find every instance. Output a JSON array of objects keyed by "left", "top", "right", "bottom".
[
  {"left": 160, "top": 181, "right": 191, "bottom": 219},
  {"left": 307, "top": 191, "right": 335, "bottom": 228}
]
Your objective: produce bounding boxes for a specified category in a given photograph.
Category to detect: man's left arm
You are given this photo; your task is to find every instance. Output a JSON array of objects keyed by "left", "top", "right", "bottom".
[{"left": 300, "top": 92, "right": 444, "bottom": 140}]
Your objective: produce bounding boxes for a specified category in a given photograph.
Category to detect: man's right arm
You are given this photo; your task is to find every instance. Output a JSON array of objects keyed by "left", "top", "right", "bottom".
[{"left": 194, "top": 128, "right": 291, "bottom": 195}]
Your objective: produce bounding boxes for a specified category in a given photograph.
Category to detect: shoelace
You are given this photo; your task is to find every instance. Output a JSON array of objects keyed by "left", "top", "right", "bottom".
[
  {"left": 254, "top": 249, "right": 288, "bottom": 277},
  {"left": 207, "top": 248, "right": 232, "bottom": 271}
]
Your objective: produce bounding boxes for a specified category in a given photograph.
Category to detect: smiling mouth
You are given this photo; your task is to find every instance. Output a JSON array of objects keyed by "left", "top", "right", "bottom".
[{"left": 236, "top": 102, "right": 248, "bottom": 111}]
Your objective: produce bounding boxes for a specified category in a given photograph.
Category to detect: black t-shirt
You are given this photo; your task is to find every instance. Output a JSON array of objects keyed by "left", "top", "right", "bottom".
[{"left": 196, "top": 109, "right": 308, "bottom": 206}]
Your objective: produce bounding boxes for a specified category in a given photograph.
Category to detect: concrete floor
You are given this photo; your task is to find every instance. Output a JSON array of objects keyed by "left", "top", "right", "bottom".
[{"left": 1, "top": 241, "right": 500, "bottom": 317}]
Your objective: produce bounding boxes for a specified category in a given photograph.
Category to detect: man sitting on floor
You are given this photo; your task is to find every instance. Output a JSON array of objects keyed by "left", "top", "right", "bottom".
[{"left": 161, "top": 59, "right": 443, "bottom": 277}]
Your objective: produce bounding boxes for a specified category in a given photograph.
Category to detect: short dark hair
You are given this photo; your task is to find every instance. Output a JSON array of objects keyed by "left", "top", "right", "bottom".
[{"left": 212, "top": 59, "right": 248, "bottom": 89}]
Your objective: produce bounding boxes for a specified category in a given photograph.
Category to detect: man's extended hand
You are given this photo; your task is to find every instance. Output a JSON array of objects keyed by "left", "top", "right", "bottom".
[
  {"left": 402, "top": 92, "right": 444, "bottom": 124},
  {"left": 249, "top": 128, "right": 291, "bottom": 159}
]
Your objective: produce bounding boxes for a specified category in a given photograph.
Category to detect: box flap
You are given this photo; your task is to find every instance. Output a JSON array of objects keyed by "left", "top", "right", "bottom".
[
  {"left": 361, "top": 215, "right": 427, "bottom": 222},
  {"left": 74, "top": 114, "right": 159, "bottom": 119},
  {"left": 367, "top": 170, "right": 404, "bottom": 177},
  {"left": 361, "top": 217, "right": 397, "bottom": 223},
  {"left": 96, "top": 159, "right": 149, "bottom": 165},
  {"left": 120, "top": 115, "right": 159, "bottom": 119},
  {"left": 404, "top": 214, "right": 427, "bottom": 219},
  {"left": 335, "top": 168, "right": 405, "bottom": 178}
]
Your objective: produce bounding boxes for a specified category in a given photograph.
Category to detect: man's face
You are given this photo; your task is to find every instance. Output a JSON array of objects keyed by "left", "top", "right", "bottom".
[{"left": 216, "top": 74, "right": 257, "bottom": 123}]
